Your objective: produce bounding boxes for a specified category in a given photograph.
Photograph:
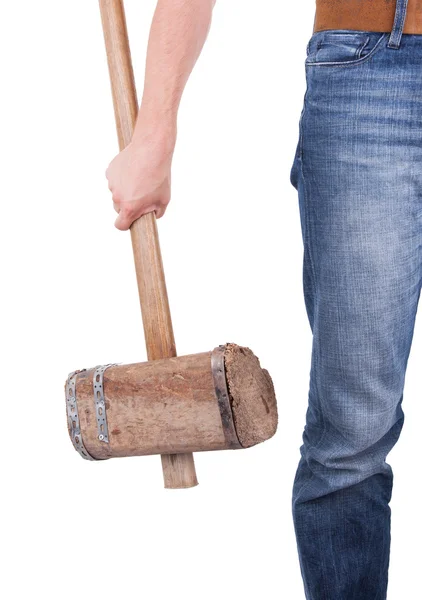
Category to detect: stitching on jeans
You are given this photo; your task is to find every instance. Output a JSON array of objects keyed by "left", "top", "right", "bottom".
[
  {"left": 316, "top": 36, "right": 370, "bottom": 60},
  {"left": 306, "top": 33, "right": 387, "bottom": 68},
  {"left": 356, "top": 36, "right": 370, "bottom": 59},
  {"left": 296, "top": 74, "right": 329, "bottom": 486},
  {"left": 298, "top": 74, "right": 316, "bottom": 301},
  {"left": 293, "top": 62, "right": 339, "bottom": 504}
]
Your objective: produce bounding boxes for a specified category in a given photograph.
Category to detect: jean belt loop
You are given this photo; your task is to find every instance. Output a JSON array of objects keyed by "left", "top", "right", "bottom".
[{"left": 387, "top": 0, "right": 409, "bottom": 49}]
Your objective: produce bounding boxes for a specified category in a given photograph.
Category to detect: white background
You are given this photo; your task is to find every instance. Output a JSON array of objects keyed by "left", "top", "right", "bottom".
[{"left": 1, "top": 1, "right": 420, "bottom": 599}]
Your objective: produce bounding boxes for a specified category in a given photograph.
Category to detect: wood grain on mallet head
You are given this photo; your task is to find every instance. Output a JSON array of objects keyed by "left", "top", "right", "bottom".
[{"left": 69, "top": 344, "right": 277, "bottom": 462}]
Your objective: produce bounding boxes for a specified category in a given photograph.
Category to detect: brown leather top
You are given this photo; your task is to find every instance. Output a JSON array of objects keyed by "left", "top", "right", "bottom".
[{"left": 314, "top": 0, "right": 422, "bottom": 34}]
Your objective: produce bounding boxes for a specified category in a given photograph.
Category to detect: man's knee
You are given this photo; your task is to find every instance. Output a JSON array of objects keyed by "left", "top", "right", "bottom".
[{"left": 295, "top": 405, "right": 404, "bottom": 502}]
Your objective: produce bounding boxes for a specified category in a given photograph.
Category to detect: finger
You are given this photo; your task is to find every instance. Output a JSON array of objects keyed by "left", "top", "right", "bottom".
[
  {"left": 154, "top": 205, "right": 166, "bottom": 219},
  {"left": 114, "top": 210, "right": 133, "bottom": 231},
  {"left": 113, "top": 202, "right": 120, "bottom": 214}
]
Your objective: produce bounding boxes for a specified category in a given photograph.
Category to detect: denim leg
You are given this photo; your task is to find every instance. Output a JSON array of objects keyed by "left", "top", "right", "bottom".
[{"left": 290, "top": 35, "right": 422, "bottom": 600}]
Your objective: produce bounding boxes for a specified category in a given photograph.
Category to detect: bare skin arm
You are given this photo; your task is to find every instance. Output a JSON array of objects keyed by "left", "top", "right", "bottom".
[{"left": 105, "top": 0, "right": 216, "bottom": 230}]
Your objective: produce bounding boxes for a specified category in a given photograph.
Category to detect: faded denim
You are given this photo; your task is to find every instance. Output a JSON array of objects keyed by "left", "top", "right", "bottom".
[{"left": 289, "top": 1, "right": 421, "bottom": 598}]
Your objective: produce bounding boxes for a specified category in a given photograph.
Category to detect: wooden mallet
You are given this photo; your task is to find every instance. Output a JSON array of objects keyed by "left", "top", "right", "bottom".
[{"left": 65, "top": 0, "right": 278, "bottom": 489}]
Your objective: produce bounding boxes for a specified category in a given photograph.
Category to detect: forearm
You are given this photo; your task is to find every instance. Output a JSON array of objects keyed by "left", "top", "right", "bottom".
[
  {"left": 105, "top": 0, "right": 215, "bottom": 229},
  {"left": 133, "top": 0, "right": 216, "bottom": 148}
]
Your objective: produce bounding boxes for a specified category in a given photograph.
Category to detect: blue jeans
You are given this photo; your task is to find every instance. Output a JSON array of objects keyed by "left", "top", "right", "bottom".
[{"left": 289, "top": 26, "right": 422, "bottom": 600}]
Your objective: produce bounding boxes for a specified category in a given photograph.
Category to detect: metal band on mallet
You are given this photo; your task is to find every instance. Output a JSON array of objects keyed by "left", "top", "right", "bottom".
[
  {"left": 211, "top": 345, "right": 242, "bottom": 450},
  {"left": 93, "top": 364, "right": 116, "bottom": 443},
  {"left": 66, "top": 370, "right": 95, "bottom": 461}
]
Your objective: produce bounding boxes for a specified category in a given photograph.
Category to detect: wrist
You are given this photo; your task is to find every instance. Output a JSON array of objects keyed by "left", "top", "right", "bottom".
[{"left": 132, "top": 106, "right": 177, "bottom": 157}]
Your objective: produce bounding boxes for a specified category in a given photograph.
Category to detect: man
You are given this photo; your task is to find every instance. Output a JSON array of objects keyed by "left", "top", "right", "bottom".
[{"left": 106, "top": 1, "right": 422, "bottom": 598}]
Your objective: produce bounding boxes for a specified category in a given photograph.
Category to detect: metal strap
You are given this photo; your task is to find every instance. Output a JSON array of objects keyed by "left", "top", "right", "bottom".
[
  {"left": 66, "top": 370, "right": 95, "bottom": 461},
  {"left": 211, "top": 345, "right": 242, "bottom": 449},
  {"left": 93, "top": 364, "right": 116, "bottom": 443}
]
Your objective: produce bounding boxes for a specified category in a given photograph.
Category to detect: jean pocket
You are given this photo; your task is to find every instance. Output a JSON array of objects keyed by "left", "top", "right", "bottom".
[{"left": 305, "top": 30, "right": 387, "bottom": 67}]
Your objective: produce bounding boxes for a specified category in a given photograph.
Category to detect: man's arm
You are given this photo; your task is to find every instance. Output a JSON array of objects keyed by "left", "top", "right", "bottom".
[{"left": 105, "top": 0, "right": 216, "bottom": 230}]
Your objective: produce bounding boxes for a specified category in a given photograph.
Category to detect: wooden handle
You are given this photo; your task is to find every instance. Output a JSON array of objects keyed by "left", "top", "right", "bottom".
[{"left": 99, "top": 0, "right": 198, "bottom": 489}]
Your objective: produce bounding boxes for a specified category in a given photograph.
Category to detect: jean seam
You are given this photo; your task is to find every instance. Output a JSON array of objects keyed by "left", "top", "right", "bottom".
[
  {"left": 298, "top": 74, "right": 315, "bottom": 292},
  {"left": 295, "top": 80, "right": 329, "bottom": 499}
]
